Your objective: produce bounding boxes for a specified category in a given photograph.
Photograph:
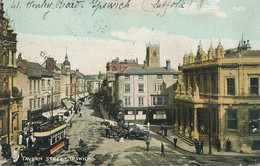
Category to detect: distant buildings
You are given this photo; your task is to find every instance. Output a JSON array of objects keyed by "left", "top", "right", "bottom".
[
  {"left": 115, "top": 44, "right": 179, "bottom": 124},
  {"left": 175, "top": 38, "right": 260, "bottom": 152},
  {"left": 0, "top": 1, "right": 23, "bottom": 144}
]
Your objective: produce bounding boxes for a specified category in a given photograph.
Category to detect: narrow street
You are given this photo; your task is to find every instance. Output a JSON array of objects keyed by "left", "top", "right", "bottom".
[{"left": 42, "top": 101, "right": 260, "bottom": 166}]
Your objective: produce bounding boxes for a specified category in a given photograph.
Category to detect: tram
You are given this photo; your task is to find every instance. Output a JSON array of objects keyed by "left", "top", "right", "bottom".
[{"left": 33, "top": 117, "right": 66, "bottom": 158}]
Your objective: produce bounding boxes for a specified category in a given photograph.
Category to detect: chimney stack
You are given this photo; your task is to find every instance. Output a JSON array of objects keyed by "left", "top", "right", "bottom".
[{"left": 166, "top": 60, "right": 171, "bottom": 70}]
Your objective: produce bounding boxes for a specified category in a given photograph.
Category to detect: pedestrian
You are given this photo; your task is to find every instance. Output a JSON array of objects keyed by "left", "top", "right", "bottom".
[
  {"left": 6, "top": 143, "right": 11, "bottom": 159},
  {"left": 200, "top": 140, "right": 204, "bottom": 154},
  {"left": 226, "top": 138, "right": 231, "bottom": 152},
  {"left": 79, "top": 107, "right": 82, "bottom": 117},
  {"left": 19, "top": 132, "right": 23, "bottom": 145},
  {"left": 108, "top": 128, "right": 111, "bottom": 138},
  {"left": 22, "top": 136, "right": 27, "bottom": 147},
  {"left": 195, "top": 140, "right": 200, "bottom": 154},
  {"left": 1, "top": 143, "right": 7, "bottom": 159},
  {"left": 161, "top": 142, "right": 165, "bottom": 157},
  {"left": 216, "top": 138, "right": 221, "bottom": 152},
  {"left": 105, "top": 127, "right": 108, "bottom": 138},
  {"left": 164, "top": 127, "right": 168, "bottom": 137},
  {"left": 28, "top": 136, "right": 33, "bottom": 148},
  {"left": 17, "top": 148, "right": 24, "bottom": 166},
  {"left": 64, "top": 136, "right": 70, "bottom": 150},
  {"left": 173, "top": 137, "right": 178, "bottom": 148},
  {"left": 146, "top": 140, "right": 150, "bottom": 151},
  {"left": 160, "top": 124, "right": 164, "bottom": 135},
  {"left": 12, "top": 148, "right": 19, "bottom": 164},
  {"left": 79, "top": 138, "right": 86, "bottom": 147}
]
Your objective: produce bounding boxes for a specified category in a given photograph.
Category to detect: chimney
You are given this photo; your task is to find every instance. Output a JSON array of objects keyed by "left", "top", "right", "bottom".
[
  {"left": 166, "top": 60, "right": 171, "bottom": 70},
  {"left": 46, "top": 57, "right": 55, "bottom": 71}
]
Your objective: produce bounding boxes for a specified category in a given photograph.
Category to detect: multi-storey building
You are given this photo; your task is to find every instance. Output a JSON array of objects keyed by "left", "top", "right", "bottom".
[
  {"left": 17, "top": 55, "right": 54, "bottom": 122},
  {"left": 42, "top": 57, "right": 61, "bottom": 108},
  {"left": 115, "top": 44, "right": 179, "bottom": 124},
  {"left": 0, "top": 0, "right": 23, "bottom": 144},
  {"left": 74, "top": 69, "right": 86, "bottom": 101},
  {"left": 175, "top": 38, "right": 260, "bottom": 152},
  {"left": 105, "top": 57, "right": 142, "bottom": 102}
]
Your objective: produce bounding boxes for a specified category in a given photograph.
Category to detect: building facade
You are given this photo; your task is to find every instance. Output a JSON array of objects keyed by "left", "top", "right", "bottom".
[
  {"left": 174, "top": 38, "right": 260, "bottom": 152},
  {"left": 0, "top": 1, "right": 23, "bottom": 144},
  {"left": 115, "top": 44, "right": 179, "bottom": 124},
  {"left": 17, "top": 56, "right": 54, "bottom": 122}
]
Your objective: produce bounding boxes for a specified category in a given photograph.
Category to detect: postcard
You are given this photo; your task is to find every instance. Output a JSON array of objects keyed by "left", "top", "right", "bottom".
[{"left": 0, "top": 0, "right": 260, "bottom": 165}]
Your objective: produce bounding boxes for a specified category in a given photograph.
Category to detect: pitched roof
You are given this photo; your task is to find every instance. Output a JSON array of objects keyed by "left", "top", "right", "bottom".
[
  {"left": 117, "top": 67, "right": 179, "bottom": 75},
  {"left": 18, "top": 59, "right": 53, "bottom": 77}
]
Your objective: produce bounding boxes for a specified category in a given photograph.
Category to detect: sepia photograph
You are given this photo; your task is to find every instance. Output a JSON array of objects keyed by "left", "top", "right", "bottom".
[{"left": 0, "top": 0, "right": 260, "bottom": 165}]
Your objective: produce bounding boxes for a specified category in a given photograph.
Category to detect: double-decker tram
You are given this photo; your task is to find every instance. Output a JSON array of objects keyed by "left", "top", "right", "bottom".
[{"left": 33, "top": 116, "right": 66, "bottom": 158}]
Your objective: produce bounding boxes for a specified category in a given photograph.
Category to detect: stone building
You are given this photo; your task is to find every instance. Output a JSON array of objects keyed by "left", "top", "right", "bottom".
[
  {"left": 115, "top": 44, "right": 179, "bottom": 124},
  {"left": 174, "top": 38, "right": 260, "bottom": 152},
  {"left": 0, "top": 0, "right": 23, "bottom": 144}
]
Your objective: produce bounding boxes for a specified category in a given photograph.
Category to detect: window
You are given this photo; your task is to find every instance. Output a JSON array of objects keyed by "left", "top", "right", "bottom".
[
  {"left": 34, "top": 80, "right": 36, "bottom": 92},
  {"left": 38, "top": 81, "right": 40, "bottom": 92},
  {"left": 227, "top": 78, "right": 235, "bottom": 95},
  {"left": 125, "top": 84, "right": 130, "bottom": 93},
  {"left": 124, "top": 97, "right": 130, "bottom": 106},
  {"left": 227, "top": 109, "right": 237, "bottom": 129},
  {"left": 138, "top": 75, "right": 144, "bottom": 80},
  {"left": 34, "top": 100, "right": 36, "bottom": 109},
  {"left": 125, "top": 75, "right": 130, "bottom": 80},
  {"left": 249, "top": 109, "right": 260, "bottom": 130},
  {"left": 29, "top": 80, "right": 32, "bottom": 92},
  {"left": 157, "top": 75, "right": 162, "bottom": 80},
  {"left": 152, "top": 96, "right": 167, "bottom": 106},
  {"left": 38, "top": 98, "right": 40, "bottom": 108},
  {"left": 250, "top": 78, "right": 259, "bottom": 95},
  {"left": 42, "top": 80, "right": 44, "bottom": 90},
  {"left": 173, "top": 75, "right": 179, "bottom": 79},
  {"left": 47, "top": 80, "right": 50, "bottom": 90},
  {"left": 41, "top": 98, "right": 44, "bottom": 105},
  {"left": 154, "top": 84, "right": 162, "bottom": 92},
  {"left": 29, "top": 99, "right": 32, "bottom": 110},
  {"left": 138, "top": 84, "right": 144, "bottom": 92},
  {"left": 203, "top": 74, "right": 207, "bottom": 93},
  {"left": 138, "top": 97, "right": 144, "bottom": 106}
]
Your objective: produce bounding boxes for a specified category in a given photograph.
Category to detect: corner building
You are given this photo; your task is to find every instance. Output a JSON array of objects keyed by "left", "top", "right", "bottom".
[
  {"left": 174, "top": 38, "right": 260, "bottom": 152},
  {"left": 0, "top": 0, "right": 23, "bottom": 144}
]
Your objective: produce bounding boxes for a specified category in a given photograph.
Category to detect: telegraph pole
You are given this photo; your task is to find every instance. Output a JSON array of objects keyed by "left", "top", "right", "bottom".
[{"left": 51, "top": 86, "right": 54, "bottom": 118}]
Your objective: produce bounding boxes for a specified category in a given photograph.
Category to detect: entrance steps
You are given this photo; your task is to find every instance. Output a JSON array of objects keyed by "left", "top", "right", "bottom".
[{"left": 171, "top": 131, "right": 194, "bottom": 146}]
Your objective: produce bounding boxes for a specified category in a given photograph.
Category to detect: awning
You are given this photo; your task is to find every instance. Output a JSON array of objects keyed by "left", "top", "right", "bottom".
[
  {"left": 63, "top": 99, "right": 74, "bottom": 109},
  {"left": 42, "top": 108, "right": 67, "bottom": 118}
]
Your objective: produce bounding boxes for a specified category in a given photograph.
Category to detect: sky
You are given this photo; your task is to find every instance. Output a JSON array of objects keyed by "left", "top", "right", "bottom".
[{"left": 3, "top": 0, "right": 260, "bottom": 74}]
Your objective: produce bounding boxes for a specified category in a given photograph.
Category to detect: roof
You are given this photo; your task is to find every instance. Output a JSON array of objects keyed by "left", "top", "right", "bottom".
[
  {"left": 224, "top": 50, "right": 260, "bottom": 59},
  {"left": 18, "top": 59, "right": 53, "bottom": 77},
  {"left": 117, "top": 67, "right": 179, "bottom": 75}
]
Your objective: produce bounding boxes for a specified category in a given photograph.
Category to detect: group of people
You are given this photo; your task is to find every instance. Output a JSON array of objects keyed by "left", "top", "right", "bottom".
[{"left": 160, "top": 124, "right": 168, "bottom": 137}]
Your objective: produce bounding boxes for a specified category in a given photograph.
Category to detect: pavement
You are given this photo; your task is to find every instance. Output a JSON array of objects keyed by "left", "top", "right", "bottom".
[{"left": 158, "top": 127, "right": 259, "bottom": 156}]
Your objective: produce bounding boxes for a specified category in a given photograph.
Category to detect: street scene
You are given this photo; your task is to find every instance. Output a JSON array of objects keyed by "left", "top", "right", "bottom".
[{"left": 1, "top": 0, "right": 260, "bottom": 165}]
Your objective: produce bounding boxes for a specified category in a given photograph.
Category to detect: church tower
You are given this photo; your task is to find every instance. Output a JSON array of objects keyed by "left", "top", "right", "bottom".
[
  {"left": 63, "top": 51, "right": 71, "bottom": 76},
  {"left": 144, "top": 44, "right": 160, "bottom": 67}
]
